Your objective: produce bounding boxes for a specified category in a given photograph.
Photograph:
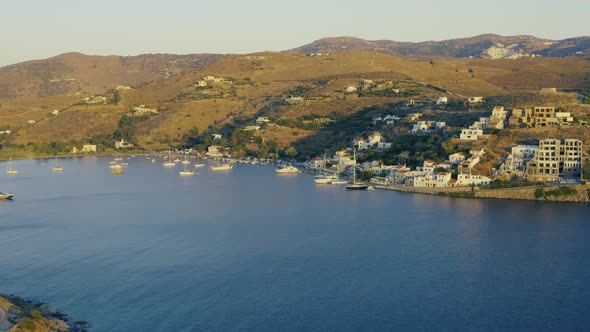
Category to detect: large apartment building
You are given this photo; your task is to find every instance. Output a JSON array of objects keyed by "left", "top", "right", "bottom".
[{"left": 526, "top": 139, "right": 583, "bottom": 182}]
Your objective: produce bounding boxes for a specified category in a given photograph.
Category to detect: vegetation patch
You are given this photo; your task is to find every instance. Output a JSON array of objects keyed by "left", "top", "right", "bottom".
[
  {"left": 481, "top": 181, "right": 541, "bottom": 190},
  {"left": 543, "top": 186, "right": 578, "bottom": 198}
]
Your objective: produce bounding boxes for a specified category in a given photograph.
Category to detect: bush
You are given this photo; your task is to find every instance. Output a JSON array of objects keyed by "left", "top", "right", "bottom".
[
  {"left": 544, "top": 186, "right": 577, "bottom": 197},
  {"left": 18, "top": 318, "right": 36, "bottom": 331},
  {"left": 31, "top": 310, "right": 43, "bottom": 320},
  {"left": 482, "top": 181, "right": 540, "bottom": 190},
  {"left": 534, "top": 188, "right": 544, "bottom": 199}
]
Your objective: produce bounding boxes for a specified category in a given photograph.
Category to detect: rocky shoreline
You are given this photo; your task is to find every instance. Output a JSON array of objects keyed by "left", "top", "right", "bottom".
[
  {"left": 377, "top": 184, "right": 590, "bottom": 203},
  {"left": 0, "top": 294, "right": 88, "bottom": 332}
]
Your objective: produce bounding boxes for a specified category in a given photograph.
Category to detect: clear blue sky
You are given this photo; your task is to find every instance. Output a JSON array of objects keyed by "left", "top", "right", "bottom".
[{"left": 1, "top": 0, "right": 588, "bottom": 66}]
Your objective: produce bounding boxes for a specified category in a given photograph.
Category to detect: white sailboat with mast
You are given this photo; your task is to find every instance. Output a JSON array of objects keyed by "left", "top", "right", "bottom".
[
  {"left": 346, "top": 149, "right": 369, "bottom": 190},
  {"left": 51, "top": 156, "right": 64, "bottom": 172},
  {"left": 163, "top": 147, "right": 176, "bottom": 167},
  {"left": 5, "top": 156, "right": 18, "bottom": 175}
]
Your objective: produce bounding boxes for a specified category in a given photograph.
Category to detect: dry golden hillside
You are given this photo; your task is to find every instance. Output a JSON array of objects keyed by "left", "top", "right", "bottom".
[{"left": 1, "top": 51, "right": 589, "bottom": 154}]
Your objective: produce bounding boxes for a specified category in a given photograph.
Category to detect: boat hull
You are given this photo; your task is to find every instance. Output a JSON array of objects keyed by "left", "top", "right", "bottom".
[
  {"left": 346, "top": 184, "right": 369, "bottom": 190},
  {"left": 0, "top": 193, "right": 14, "bottom": 200}
]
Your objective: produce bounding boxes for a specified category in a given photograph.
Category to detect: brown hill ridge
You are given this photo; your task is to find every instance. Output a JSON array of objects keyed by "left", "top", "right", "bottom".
[
  {"left": 0, "top": 52, "right": 228, "bottom": 99},
  {"left": 287, "top": 34, "right": 590, "bottom": 59}
]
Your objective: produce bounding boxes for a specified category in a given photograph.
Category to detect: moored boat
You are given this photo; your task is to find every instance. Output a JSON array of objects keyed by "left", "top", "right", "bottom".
[
  {"left": 210, "top": 164, "right": 233, "bottom": 171},
  {"left": 276, "top": 165, "right": 300, "bottom": 174},
  {"left": 5, "top": 156, "right": 18, "bottom": 175},
  {"left": 0, "top": 192, "right": 14, "bottom": 200},
  {"left": 346, "top": 150, "right": 370, "bottom": 191},
  {"left": 314, "top": 175, "right": 337, "bottom": 184},
  {"left": 51, "top": 156, "right": 64, "bottom": 172}
]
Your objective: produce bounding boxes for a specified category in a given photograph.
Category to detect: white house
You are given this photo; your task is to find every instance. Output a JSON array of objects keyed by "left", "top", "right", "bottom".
[
  {"left": 423, "top": 160, "right": 438, "bottom": 174},
  {"left": 115, "top": 139, "right": 133, "bottom": 149},
  {"left": 243, "top": 125, "right": 261, "bottom": 131},
  {"left": 457, "top": 172, "right": 492, "bottom": 186},
  {"left": 436, "top": 96, "right": 448, "bottom": 105},
  {"left": 512, "top": 145, "right": 538, "bottom": 159},
  {"left": 413, "top": 173, "right": 435, "bottom": 187},
  {"left": 212, "top": 134, "right": 222, "bottom": 140},
  {"left": 435, "top": 172, "right": 453, "bottom": 187},
  {"left": 27, "top": 120, "right": 36, "bottom": 125},
  {"left": 310, "top": 157, "right": 326, "bottom": 169},
  {"left": 256, "top": 117, "right": 270, "bottom": 124},
  {"left": 345, "top": 86, "right": 357, "bottom": 93},
  {"left": 468, "top": 96, "right": 484, "bottom": 104},
  {"left": 470, "top": 147, "right": 486, "bottom": 157},
  {"left": 368, "top": 132, "right": 382, "bottom": 145},
  {"left": 353, "top": 138, "right": 370, "bottom": 150},
  {"left": 377, "top": 142, "right": 392, "bottom": 149},
  {"left": 285, "top": 96, "right": 304, "bottom": 104},
  {"left": 51, "top": 109, "right": 60, "bottom": 115},
  {"left": 81, "top": 144, "right": 97, "bottom": 153},
  {"left": 460, "top": 128, "right": 483, "bottom": 140},
  {"left": 206, "top": 145, "right": 223, "bottom": 157},
  {"left": 449, "top": 153, "right": 466, "bottom": 164},
  {"left": 490, "top": 106, "right": 507, "bottom": 129},
  {"left": 411, "top": 121, "right": 446, "bottom": 133}
]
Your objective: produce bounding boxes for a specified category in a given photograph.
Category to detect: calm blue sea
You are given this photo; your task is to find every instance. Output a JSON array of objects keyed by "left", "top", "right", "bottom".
[{"left": 1, "top": 157, "right": 590, "bottom": 331}]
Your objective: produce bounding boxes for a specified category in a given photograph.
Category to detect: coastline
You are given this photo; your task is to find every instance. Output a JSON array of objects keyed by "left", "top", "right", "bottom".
[
  {"left": 0, "top": 294, "right": 87, "bottom": 332},
  {"left": 3, "top": 154, "right": 589, "bottom": 203},
  {"left": 377, "top": 183, "right": 590, "bottom": 203}
]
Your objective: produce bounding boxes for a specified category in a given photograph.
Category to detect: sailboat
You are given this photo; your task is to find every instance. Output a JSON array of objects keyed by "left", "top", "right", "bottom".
[
  {"left": 314, "top": 155, "right": 336, "bottom": 184},
  {"left": 179, "top": 162, "right": 195, "bottom": 176},
  {"left": 210, "top": 159, "right": 233, "bottom": 171},
  {"left": 5, "top": 156, "right": 18, "bottom": 175},
  {"left": 181, "top": 155, "right": 191, "bottom": 165},
  {"left": 163, "top": 148, "right": 176, "bottom": 167},
  {"left": 109, "top": 152, "right": 123, "bottom": 169},
  {"left": 346, "top": 150, "right": 369, "bottom": 190},
  {"left": 51, "top": 156, "right": 64, "bottom": 172},
  {"left": 330, "top": 165, "right": 348, "bottom": 185}
]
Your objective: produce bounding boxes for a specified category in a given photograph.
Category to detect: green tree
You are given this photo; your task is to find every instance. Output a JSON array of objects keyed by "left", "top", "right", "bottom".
[{"left": 285, "top": 146, "right": 298, "bottom": 158}]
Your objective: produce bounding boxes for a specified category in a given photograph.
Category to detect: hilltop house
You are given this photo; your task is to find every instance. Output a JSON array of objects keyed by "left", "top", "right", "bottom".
[
  {"left": 468, "top": 96, "right": 484, "bottom": 104},
  {"left": 285, "top": 96, "right": 304, "bottom": 104},
  {"left": 436, "top": 96, "right": 448, "bottom": 105}
]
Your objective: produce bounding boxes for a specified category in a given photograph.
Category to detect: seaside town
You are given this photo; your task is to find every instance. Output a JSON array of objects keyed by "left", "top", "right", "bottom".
[{"left": 2, "top": 81, "right": 589, "bottom": 201}]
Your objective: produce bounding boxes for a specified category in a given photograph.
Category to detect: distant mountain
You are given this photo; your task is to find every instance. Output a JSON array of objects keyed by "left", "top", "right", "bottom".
[
  {"left": 0, "top": 52, "right": 227, "bottom": 99},
  {"left": 287, "top": 34, "right": 590, "bottom": 59}
]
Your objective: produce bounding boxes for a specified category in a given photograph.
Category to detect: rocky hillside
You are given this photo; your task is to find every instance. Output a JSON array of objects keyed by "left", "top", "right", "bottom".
[{"left": 287, "top": 34, "right": 590, "bottom": 59}]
